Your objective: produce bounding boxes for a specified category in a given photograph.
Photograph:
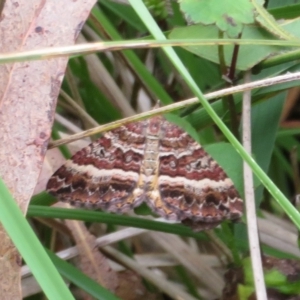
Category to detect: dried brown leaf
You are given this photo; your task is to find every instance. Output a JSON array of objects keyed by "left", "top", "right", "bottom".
[
  {"left": 65, "top": 217, "right": 119, "bottom": 295},
  {"left": 0, "top": 0, "right": 96, "bottom": 298},
  {"left": 116, "top": 270, "right": 158, "bottom": 300},
  {"left": 65, "top": 218, "right": 159, "bottom": 299},
  {"left": 35, "top": 148, "right": 66, "bottom": 194}
]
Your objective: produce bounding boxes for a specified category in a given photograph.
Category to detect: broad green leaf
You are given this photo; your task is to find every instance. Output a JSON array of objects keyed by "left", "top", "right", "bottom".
[
  {"left": 169, "top": 23, "right": 293, "bottom": 70},
  {"left": 267, "top": 0, "right": 300, "bottom": 8},
  {"left": 251, "top": 92, "right": 286, "bottom": 204},
  {"left": 268, "top": 3, "right": 300, "bottom": 19},
  {"left": 179, "top": 0, "right": 263, "bottom": 37},
  {"left": 252, "top": 0, "right": 297, "bottom": 39}
]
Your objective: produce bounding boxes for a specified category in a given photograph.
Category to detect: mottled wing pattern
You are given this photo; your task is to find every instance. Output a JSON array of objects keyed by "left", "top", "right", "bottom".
[
  {"left": 47, "top": 113, "right": 243, "bottom": 231},
  {"left": 46, "top": 121, "right": 147, "bottom": 213},
  {"left": 155, "top": 119, "right": 243, "bottom": 227}
]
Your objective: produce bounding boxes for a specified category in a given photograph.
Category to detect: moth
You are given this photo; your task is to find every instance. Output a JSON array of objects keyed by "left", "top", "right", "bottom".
[{"left": 47, "top": 114, "right": 243, "bottom": 231}]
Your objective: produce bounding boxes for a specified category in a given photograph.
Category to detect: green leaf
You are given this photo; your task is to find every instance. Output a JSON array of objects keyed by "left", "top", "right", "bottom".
[
  {"left": 169, "top": 23, "right": 291, "bottom": 70},
  {"left": 242, "top": 256, "right": 300, "bottom": 294},
  {"left": 252, "top": 0, "right": 297, "bottom": 40},
  {"left": 237, "top": 284, "right": 255, "bottom": 299},
  {"left": 27, "top": 205, "right": 208, "bottom": 240},
  {"left": 46, "top": 249, "right": 121, "bottom": 300},
  {"left": 179, "top": 0, "right": 260, "bottom": 37},
  {"left": 251, "top": 92, "right": 286, "bottom": 204},
  {"left": 243, "top": 257, "right": 255, "bottom": 284},
  {"left": 268, "top": 3, "right": 300, "bottom": 20},
  {"left": 174, "top": 47, "right": 221, "bottom": 91},
  {"left": 0, "top": 179, "right": 74, "bottom": 299}
]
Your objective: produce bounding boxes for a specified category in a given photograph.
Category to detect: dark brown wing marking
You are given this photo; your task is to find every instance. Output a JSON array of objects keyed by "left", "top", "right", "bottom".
[
  {"left": 47, "top": 122, "right": 147, "bottom": 212},
  {"left": 156, "top": 120, "right": 243, "bottom": 226}
]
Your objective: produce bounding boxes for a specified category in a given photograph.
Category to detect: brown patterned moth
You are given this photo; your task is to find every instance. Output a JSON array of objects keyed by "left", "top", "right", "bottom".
[{"left": 47, "top": 115, "right": 243, "bottom": 231}]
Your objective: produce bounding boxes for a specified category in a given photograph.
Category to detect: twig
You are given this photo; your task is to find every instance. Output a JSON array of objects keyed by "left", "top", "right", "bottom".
[
  {"left": 60, "top": 90, "right": 99, "bottom": 128},
  {"left": 242, "top": 71, "right": 267, "bottom": 300},
  {"left": 103, "top": 245, "right": 199, "bottom": 300},
  {"left": 50, "top": 71, "right": 300, "bottom": 148},
  {"left": 148, "top": 231, "right": 223, "bottom": 297}
]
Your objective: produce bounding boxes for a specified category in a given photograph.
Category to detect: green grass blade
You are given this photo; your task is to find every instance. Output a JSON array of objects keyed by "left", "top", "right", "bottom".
[
  {"left": 46, "top": 249, "right": 121, "bottom": 300},
  {"left": 90, "top": 6, "right": 174, "bottom": 105},
  {"left": 27, "top": 205, "right": 207, "bottom": 240},
  {"left": 0, "top": 178, "right": 74, "bottom": 300}
]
